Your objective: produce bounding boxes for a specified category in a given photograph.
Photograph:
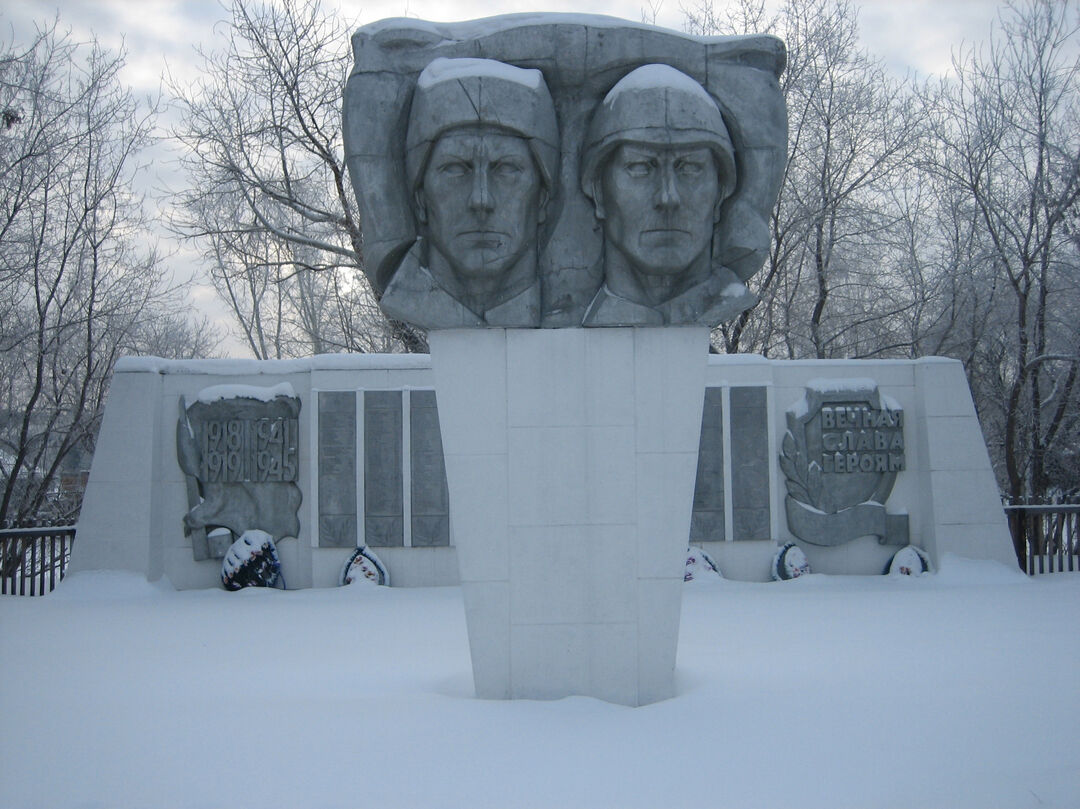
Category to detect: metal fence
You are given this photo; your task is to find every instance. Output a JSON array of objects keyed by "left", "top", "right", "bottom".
[
  {"left": 0, "top": 525, "right": 76, "bottom": 595},
  {"left": 1003, "top": 503, "right": 1080, "bottom": 576}
]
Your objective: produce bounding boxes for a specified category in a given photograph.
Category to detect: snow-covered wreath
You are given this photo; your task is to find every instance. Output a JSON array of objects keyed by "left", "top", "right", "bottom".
[
  {"left": 885, "top": 545, "right": 931, "bottom": 576},
  {"left": 221, "top": 530, "right": 284, "bottom": 590},
  {"left": 685, "top": 545, "right": 723, "bottom": 582},
  {"left": 340, "top": 546, "right": 389, "bottom": 587},
  {"left": 771, "top": 542, "right": 811, "bottom": 581}
]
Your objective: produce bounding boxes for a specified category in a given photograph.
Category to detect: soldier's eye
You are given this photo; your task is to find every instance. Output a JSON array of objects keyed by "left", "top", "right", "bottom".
[
  {"left": 492, "top": 160, "right": 524, "bottom": 176},
  {"left": 625, "top": 160, "right": 653, "bottom": 177},
  {"left": 438, "top": 160, "right": 470, "bottom": 177},
  {"left": 675, "top": 159, "right": 705, "bottom": 176}
]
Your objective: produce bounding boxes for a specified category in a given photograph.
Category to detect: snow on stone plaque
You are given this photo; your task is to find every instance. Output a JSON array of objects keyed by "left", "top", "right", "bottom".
[{"left": 780, "top": 379, "right": 909, "bottom": 547}]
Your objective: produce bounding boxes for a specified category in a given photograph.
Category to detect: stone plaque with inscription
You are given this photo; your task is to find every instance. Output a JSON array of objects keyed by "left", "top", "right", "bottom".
[
  {"left": 409, "top": 390, "right": 450, "bottom": 547},
  {"left": 176, "top": 386, "right": 302, "bottom": 560},
  {"left": 780, "top": 379, "right": 909, "bottom": 547},
  {"left": 318, "top": 391, "right": 357, "bottom": 548},
  {"left": 364, "top": 390, "right": 404, "bottom": 547}
]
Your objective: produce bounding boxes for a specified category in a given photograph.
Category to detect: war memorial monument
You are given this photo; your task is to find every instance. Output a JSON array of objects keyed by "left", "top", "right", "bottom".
[{"left": 71, "top": 15, "right": 1015, "bottom": 706}]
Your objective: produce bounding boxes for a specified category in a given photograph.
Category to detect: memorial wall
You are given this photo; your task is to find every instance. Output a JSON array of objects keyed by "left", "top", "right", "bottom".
[{"left": 72, "top": 352, "right": 1016, "bottom": 589}]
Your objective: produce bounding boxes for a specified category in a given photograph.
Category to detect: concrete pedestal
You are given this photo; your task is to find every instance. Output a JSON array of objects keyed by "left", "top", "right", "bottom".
[{"left": 430, "top": 328, "right": 707, "bottom": 706}]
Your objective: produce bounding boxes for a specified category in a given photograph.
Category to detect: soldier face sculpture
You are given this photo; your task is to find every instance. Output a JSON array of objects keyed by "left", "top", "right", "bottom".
[
  {"left": 583, "top": 65, "right": 737, "bottom": 309},
  {"left": 599, "top": 142, "right": 720, "bottom": 282},
  {"left": 399, "top": 57, "right": 559, "bottom": 322},
  {"left": 416, "top": 127, "right": 547, "bottom": 301}
]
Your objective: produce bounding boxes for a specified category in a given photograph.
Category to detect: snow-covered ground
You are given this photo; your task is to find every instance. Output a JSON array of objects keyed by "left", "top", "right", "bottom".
[{"left": 2, "top": 555, "right": 1078, "bottom": 809}]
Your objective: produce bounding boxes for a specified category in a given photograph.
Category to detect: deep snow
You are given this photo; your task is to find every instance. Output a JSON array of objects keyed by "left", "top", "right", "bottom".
[{"left": 1, "top": 555, "right": 1078, "bottom": 809}]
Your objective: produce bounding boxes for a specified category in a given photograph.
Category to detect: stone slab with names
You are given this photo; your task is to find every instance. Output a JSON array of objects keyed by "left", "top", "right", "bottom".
[
  {"left": 318, "top": 391, "right": 357, "bottom": 548},
  {"left": 365, "top": 391, "right": 404, "bottom": 548},
  {"left": 730, "top": 386, "right": 771, "bottom": 540},
  {"left": 409, "top": 390, "right": 451, "bottom": 547}
]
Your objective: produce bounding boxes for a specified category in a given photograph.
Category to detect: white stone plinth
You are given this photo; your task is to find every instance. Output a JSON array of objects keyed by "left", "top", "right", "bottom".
[{"left": 430, "top": 328, "right": 707, "bottom": 706}]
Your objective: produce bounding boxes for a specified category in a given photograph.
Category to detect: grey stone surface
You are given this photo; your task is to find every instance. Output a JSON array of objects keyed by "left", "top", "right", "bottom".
[
  {"left": 364, "top": 390, "right": 404, "bottom": 547},
  {"left": 344, "top": 15, "right": 786, "bottom": 328},
  {"left": 730, "top": 385, "right": 770, "bottom": 540},
  {"left": 364, "top": 515, "right": 404, "bottom": 548},
  {"left": 207, "top": 529, "right": 233, "bottom": 559},
  {"left": 690, "top": 386, "right": 725, "bottom": 542},
  {"left": 319, "top": 514, "right": 357, "bottom": 548},
  {"left": 176, "top": 393, "right": 302, "bottom": 556},
  {"left": 690, "top": 510, "right": 726, "bottom": 543},
  {"left": 781, "top": 381, "right": 909, "bottom": 547},
  {"left": 410, "top": 514, "right": 450, "bottom": 548},
  {"left": 732, "top": 506, "right": 771, "bottom": 540},
  {"left": 318, "top": 391, "right": 357, "bottom": 547},
  {"left": 409, "top": 390, "right": 450, "bottom": 547}
]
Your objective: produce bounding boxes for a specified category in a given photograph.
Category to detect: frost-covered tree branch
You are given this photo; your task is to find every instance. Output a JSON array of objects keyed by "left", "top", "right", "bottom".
[
  {"left": 0, "top": 21, "right": 218, "bottom": 525},
  {"left": 168, "top": 0, "right": 427, "bottom": 357}
]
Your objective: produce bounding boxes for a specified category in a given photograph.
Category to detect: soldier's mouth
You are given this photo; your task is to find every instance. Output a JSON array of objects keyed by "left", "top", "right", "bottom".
[
  {"left": 639, "top": 228, "right": 691, "bottom": 247},
  {"left": 461, "top": 231, "right": 507, "bottom": 248}
]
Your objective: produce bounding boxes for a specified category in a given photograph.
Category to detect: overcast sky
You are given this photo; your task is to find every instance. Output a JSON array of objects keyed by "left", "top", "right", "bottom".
[
  {"left": 5, "top": 0, "right": 1000, "bottom": 87},
  {"left": 3, "top": 0, "right": 1001, "bottom": 355}
]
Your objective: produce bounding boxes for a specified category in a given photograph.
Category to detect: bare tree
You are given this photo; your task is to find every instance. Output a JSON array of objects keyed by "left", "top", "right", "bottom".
[
  {"left": 169, "top": 0, "right": 425, "bottom": 357},
  {"left": 924, "top": 0, "right": 1080, "bottom": 518},
  {"left": 688, "top": 0, "right": 924, "bottom": 358},
  {"left": 0, "top": 22, "right": 217, "bottom": 527},
  {"left": 683, "top": 0, "right": 1080, "bottom": 526}
]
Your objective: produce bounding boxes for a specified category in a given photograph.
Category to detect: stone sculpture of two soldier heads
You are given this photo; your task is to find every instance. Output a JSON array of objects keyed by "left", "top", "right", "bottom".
[{"left": 401, "top": 57, "right": 744, "bottom": 327}]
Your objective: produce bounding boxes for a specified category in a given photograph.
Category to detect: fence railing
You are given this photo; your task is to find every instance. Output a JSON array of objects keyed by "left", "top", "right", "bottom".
[
  {"left": 0, "top": 526, "right": 76, "bottom": 595},
  {"left": 1003, "top": 504, "right": 1080, "bottom": 576}
]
